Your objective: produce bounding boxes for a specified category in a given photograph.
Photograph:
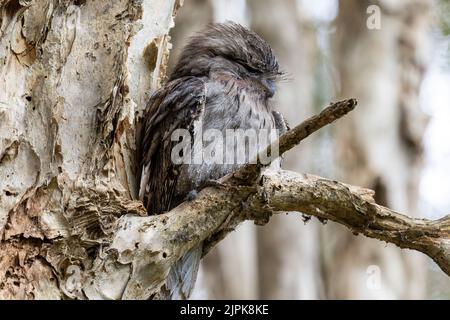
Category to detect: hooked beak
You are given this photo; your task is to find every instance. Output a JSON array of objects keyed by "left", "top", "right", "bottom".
[{"left": 261, "top": 78, "right": 276, "bottom": 98}]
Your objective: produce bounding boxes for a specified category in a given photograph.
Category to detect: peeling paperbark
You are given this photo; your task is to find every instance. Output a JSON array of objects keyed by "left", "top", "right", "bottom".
[{"left": 0, "top": 0, "right": 179, "bottom": 299}]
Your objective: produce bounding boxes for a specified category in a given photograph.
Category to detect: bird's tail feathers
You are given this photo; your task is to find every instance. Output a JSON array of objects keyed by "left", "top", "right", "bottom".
[{"left": 162, "top": 245, "right": 202, "bottom": 300}]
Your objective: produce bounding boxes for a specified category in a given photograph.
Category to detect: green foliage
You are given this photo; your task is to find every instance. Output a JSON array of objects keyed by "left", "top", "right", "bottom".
[{"left": 439, "top": 0, "right": 450, "bottom": 36}]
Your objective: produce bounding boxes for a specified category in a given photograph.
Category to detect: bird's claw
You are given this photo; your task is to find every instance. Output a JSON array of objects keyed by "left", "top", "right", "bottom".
[{"left": 184, "top": 189, "right": 199, "bottom": 201}]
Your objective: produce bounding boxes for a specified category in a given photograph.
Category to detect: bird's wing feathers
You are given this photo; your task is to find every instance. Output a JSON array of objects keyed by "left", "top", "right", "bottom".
[{"left": 139, "top": 76, "right": 206, "bottom": 214}]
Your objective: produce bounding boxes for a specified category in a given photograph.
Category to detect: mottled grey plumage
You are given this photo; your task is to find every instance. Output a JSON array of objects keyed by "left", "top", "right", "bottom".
[{"left": 139, "top": 21, "right": 286, "bottom": 300}]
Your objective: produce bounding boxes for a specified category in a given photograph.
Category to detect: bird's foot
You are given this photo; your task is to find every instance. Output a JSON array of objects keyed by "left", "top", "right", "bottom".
[{"left": 184, "top": 189, "right": 199, "bottom": 201}]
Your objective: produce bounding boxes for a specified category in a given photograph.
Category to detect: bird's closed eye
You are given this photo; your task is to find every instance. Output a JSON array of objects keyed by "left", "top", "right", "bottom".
[
  {"left": 235, "top": 60, "right": 261, "bottom": 75},
  {"left": 246, "top": 65, "right": 261, "bottom": 74}
]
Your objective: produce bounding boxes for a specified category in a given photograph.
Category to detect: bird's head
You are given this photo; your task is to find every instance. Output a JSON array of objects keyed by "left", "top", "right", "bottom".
[{"left": 170, "top": 21, "right": 282, "bottom": 98}]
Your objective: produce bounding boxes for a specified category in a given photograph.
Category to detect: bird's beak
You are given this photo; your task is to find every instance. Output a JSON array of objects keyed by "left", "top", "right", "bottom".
[{"left": 261, "top": 78, "right": 276, "bottom": 98}]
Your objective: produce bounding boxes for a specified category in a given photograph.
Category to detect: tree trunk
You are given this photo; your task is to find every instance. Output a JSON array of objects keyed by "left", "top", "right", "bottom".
[
  {"left": 327, "top": 0, "right": 431, "bottom": 299},
  {"left": 0, "top": 0, "right": 180, "bottom": 299}
]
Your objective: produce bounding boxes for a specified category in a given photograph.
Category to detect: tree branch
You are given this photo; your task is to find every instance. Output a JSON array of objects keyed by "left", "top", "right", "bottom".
[
  {"left": 82, "top": 98, "right": 450, "bottom": 300},
  {"left": 229, "top": 98, "right": 357, "bottom": 184}
]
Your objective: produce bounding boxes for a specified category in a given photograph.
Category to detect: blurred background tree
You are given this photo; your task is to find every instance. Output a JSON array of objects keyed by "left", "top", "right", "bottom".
[
  {"left": 328, "top": 0, "right": 430, "bottom": 299},
  {"left": 168, "top": 0, "right": 450, "bottom": 299}
]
